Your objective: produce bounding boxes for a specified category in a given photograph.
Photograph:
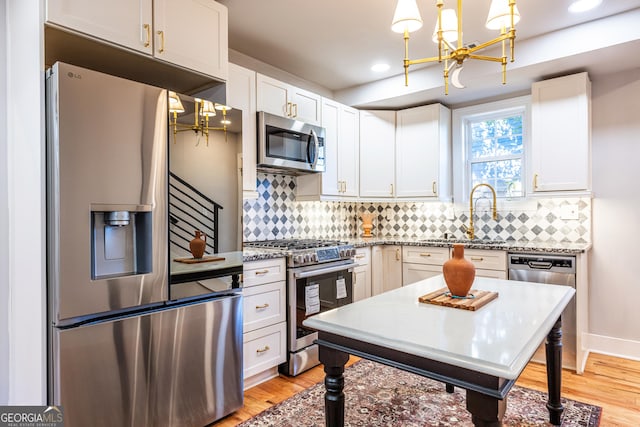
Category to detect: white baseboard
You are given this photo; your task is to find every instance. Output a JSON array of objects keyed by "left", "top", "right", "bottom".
[
  {"left": 584, "top": 333, "right": 640, "bottom": 361},
  {"left": 243, "top": 367, "right": 280, "bottom": 390}
]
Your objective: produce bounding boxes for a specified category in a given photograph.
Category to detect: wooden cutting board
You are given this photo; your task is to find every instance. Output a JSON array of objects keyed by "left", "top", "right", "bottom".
[
  {"left": 418, "top": 287, "right": 498, "bottom": 311},
  {"left": 173, "top": 256, "right": 226, "bottom": 264}
]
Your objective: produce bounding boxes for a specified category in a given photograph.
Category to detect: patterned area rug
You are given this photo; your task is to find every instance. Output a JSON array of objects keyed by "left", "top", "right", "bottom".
[{"left": 239, "top": 360, "right": 601, "bottom": 427}]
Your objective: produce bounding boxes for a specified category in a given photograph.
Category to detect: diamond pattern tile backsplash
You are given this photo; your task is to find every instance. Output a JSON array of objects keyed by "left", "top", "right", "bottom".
[{"left": 243, "top": 173, "right": 591, "bottom": 244}]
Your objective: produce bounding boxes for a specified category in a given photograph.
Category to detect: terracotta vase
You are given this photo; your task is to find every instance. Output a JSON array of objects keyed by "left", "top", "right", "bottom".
[
  {"left": 189, "top": 230, "right": 207, "bottom": 259},
  {"left": 442, "top": 244, "right": 476, "bottom": 297}
]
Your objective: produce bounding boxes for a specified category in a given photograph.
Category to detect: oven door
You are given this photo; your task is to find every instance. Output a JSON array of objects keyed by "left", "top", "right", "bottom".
[{"left": 288, "top": 261, "right": 353, "bottom": 352}]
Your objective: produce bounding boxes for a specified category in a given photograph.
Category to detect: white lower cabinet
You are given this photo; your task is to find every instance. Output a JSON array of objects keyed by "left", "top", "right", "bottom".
[
  {"left": 461, "top": 249, "right": 507, "bottom": 280},
  {"left": 242, "top": 257, "right": 287, "bottom": 388},
  {"left": 402, "top": 246, "right": 449, "bottom": 286},
  {"left": 353, "top": 247, "right": 371, "bottom": 301},
  {"left": 371, "top": 245, "right": 402, "bottom": 295}
]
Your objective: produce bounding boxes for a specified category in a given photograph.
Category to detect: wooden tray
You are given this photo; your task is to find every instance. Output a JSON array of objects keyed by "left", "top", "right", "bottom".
[
  {"left": 174, "top": 256, "right": 226, "bottom": 264},
  {"left": 418, "top": 287, "right": 498, "bottom": 311}
]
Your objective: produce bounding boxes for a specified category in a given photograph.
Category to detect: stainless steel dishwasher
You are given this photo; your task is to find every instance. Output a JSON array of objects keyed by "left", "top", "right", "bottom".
[{"left": 508, "top": 253, "right": 576, "bottom": 370}]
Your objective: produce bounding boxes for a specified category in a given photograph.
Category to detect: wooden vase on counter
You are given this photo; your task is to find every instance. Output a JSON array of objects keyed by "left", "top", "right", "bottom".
[
  {"left": 442, "top": 244, "right": 476, "bottom": 297},
  {"left": 189, "top": 230, "right": 207, "bottom": 259}
]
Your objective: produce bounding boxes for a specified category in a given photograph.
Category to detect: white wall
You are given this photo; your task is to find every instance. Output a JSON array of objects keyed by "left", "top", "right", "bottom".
[
  {"left": 0, "top": 0, "right": 47, "bottom": 404},
  {"left": 589, "top": 68, "right": 640, "bottom": 359}
]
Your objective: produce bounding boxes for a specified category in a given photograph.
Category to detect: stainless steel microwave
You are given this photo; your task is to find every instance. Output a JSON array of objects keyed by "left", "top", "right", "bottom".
[{"left": 257, "top": 111, "right": 325, "bottom": 174}]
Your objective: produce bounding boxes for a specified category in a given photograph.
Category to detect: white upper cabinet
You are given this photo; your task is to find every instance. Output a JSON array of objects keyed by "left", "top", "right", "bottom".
[
  {"left": 256, "top": 73, "right": 322, "bottom": 125},
  {"left": 359, "top": 110, "right": 396, "bottom": 198},
  {"left": 530, "top": 72, "right": 591, "bottom": 193},
  {"left": 227, "top": 63, "right": 258, "bottom": 199},
  {"left": 395, "top": 104, "right": 451, "bottom": 200},
  {"left": 297, "top": 98, "right": 359, "bottom": 200},
  {"left": 46, "top": 0, "right": 228, "bottom": 80}
]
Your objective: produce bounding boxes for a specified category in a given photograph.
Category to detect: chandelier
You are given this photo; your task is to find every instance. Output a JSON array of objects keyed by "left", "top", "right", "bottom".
[
  {"left": 391, "top": 0, "right": 520, "bottom": 94},
  {"left": 168, "top": 91, "right": 231, "bottom": 146}
]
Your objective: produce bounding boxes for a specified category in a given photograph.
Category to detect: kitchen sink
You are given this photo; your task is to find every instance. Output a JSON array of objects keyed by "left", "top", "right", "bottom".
[{"left": 420, "top": 238, "right": 507, "bottom": 246}]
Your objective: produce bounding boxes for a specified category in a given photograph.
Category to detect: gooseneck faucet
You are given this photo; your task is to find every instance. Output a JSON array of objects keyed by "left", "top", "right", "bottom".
[{"left": 467, "top": 183, "right": 498, "bottom": 240}]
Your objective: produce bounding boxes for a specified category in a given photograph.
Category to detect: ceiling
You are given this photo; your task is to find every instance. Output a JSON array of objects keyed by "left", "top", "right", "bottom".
[{"left": 218, "top": 0, "right": 640, "bottom": 108}]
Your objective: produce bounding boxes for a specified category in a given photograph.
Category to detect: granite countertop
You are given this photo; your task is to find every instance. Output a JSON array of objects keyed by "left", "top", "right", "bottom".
[
  {"left": 242, "top": 237, "right": 591, "bottom": 261},
  {"left": 346, "top": 237, "right": 591, "bottom": 254}
]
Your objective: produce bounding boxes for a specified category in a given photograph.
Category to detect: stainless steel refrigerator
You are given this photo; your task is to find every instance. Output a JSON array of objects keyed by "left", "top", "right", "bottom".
[{"left": 46, "top": 62, "right": 243, "bottom": 427}]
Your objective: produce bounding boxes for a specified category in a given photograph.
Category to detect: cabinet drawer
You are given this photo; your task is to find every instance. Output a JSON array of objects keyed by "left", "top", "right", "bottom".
[
  {"left": 403, "top": 246, "right": 449, "bottom": 265},
  {"left": 354, "top": 247, "right": 370, "bottom": 266},
  {"left": 462, "top": 249, "right": 506, "bottom": 272},
  {"left": 243, "top": 322, "right": 286, "bottom": 379},
  {"left": 243, "top": 258, "right": 286, "bottom": 287},
  {"left": 402, "top": 263, "right": 442, "bottom": 286},
  {"left": 243, "top": 280, "right": 286, "bottom": 333},
  {"left": 476, "top": 269, "right": 507, "bottom": 280}
]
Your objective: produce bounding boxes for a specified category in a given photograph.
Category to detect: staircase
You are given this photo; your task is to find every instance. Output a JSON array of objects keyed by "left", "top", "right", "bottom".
[{"left": 169, "top": 172, "right": 222, "bottom": 256}]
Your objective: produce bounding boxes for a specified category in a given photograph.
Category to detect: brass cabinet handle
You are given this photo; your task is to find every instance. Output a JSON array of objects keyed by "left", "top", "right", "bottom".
[
  {"left": 533, "top": 173, "right": 538, "bottom": 190},
  {"left": 396, "top": 248, "right": 401, "bottom": 261},
  {"left": 355, "top": 254, "right": 366, "bottom": 259},
  {"left": 255, "top": 303, "right": 269, "bottom": 309},
  {"left": 419, "top": 253, "right": 432, "bottom": 257},
  {"left": 286, "top": 102, "right": 293, "bottom": 117},
  {"left": 255, "top": 270, "right": 269, "bottom": 275},
  {"left": 157, "top": 30, "right": 165, "bottom": 53},
  {"left": 256, "top": 345, "right": 270, "bottom": 354},
  {"left": 292, "top": 103, "right": 298, "bottom": 118},
  {"left": 143, "top": 24, "right": 151, "bottom": 47},
  {"left": 390, "top": 183, "right": 394, "bottom": 195},
  {"left": 432, "top": 181, "right": 437, "bottom": 195},
  {"left": 470, "top": 257, "right": 484, "bottom": 261}
]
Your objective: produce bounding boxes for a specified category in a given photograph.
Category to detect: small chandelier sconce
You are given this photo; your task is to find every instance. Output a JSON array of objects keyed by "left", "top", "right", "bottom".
[
  {"left": 168, "top": 91, "right": 231, "bottom": 146},
  {"left": 391, "top": 0, "right": 520, "bottom": 95}
]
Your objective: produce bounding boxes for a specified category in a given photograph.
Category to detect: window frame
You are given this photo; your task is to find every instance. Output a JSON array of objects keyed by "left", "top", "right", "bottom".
[{"left": 452, "top": 95, "right": 531, "bottom": 203}]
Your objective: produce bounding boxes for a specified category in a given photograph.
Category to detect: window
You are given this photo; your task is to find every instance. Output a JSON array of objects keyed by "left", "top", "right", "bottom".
[{"left": 452, "top": 96, "right": 530, "bottom": 201}]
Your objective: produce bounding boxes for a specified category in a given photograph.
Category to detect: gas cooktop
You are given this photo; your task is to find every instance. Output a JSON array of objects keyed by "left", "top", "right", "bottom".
[{"left": 244, "top": 239, "right": 355, "bottom": 267}]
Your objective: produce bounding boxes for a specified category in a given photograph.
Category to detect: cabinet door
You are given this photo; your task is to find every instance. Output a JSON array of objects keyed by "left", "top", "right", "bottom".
[
  {"left": 359, "top": 110, "right": 396, "bottom": 198},
  {"left": 531, "top": 72, "right": 591, "bottom": 192},
  {"left": 320, "top": 99, "right": 341, "bottom": 196},
  {"left": 227, "top": 63, "right": 258, "bottom": 198},
  {"left": 153, "top": 0, "right": 228, "bottom": 80},
  {"left": 339, "top": 106, "right": 360, "bottom": 197},
  {"left": 256, "top": 74, "right": 290, "bottom": 117},
  {"left": 290, "top": 87, "right": 322, "bottom": 125},
  {"left": 395, "top": 105, "right": 439, "bottom": 198},
  {"left": 372, "top": 245, "right": 402, "bottom": 295},
  {"left": 47, "top": 0, "right": 153, "bottom": 55}
]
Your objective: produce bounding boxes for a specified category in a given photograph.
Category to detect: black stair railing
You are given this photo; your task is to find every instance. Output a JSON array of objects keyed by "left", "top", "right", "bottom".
[{"left": 169, "top": 172, "right": 222, "bottom": 256}]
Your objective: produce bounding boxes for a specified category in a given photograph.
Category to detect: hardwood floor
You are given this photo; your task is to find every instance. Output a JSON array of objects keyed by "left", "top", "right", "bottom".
[{"left": 212, "top": 353, "right": 640, "bottom": 426}]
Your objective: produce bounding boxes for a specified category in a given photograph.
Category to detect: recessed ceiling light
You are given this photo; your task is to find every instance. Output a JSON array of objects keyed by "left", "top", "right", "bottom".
[
  {"left": 371, "top": 63, "right": 390, "bottom": 72},
  {"left": 568, "top": 0, "right": 603, "bottom": 13}
]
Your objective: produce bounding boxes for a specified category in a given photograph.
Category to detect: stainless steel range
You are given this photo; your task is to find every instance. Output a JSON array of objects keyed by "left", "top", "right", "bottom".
[{"left": 244, "top": 239, "right": 356, "bottom": 375}]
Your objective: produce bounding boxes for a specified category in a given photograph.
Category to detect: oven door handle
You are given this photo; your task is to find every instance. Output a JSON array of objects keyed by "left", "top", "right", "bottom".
[{"left": 294, "top": 264, "right": 354, "bottom": 279}]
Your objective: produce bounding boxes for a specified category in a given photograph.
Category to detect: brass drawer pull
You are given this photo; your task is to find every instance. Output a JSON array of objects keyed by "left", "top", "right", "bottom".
[
  {"left": 143, "top": 24, "right": 151, "bottom": 47},
  {"left": 355, "top": 254, "right": 366, "bottom": 259},
  {"left": 470, "top": 257, "right": 484, "bottom": 261},
  {"left": 255, "top": 303, "right": 270, "bottom": 310},
  {"left": 256, "top": 345, "right": 270, "bottom": 354},
  {"left": 255, "top": 270, "right": 269, "bottom": 275},
  {"left": 533, "top": 173, "right": 539, "bottom": 190},
  {"left": 419, "top": 253, "right": 432, "bottom": 257},
  {"left": 157, "top": 30, "right": 165, "bottom": 53}
]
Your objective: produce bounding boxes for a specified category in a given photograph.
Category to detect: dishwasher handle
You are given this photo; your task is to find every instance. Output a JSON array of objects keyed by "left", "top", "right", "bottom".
[{"left": 527, "top": 261, "right": 553, "bottom": 269}]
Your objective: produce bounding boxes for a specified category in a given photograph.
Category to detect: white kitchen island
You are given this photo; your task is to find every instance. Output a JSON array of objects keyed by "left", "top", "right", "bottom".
[{"left": 303, "top": 274, "right": 575, "bottom": 427}]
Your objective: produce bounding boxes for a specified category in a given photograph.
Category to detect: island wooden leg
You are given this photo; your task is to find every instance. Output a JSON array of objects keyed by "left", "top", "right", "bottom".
[
  {"left": 545, "top": 316, "right": 564, "bottom": 425},
  {"left": 466, "top": 390, "right": 506, "bottom": 427},
  {"left": 318, "top": 345, "right": 350, "bottom": 427}
]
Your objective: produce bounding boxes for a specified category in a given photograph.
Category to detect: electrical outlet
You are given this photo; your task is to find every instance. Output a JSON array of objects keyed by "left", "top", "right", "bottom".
[{"left": 560, "top": 205, "right": 579, "bottom": 220}]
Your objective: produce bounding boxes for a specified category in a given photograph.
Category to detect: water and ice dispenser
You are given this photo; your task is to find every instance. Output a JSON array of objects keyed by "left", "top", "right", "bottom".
[{"left": 91, "top": 206, "right": 153, "bottom": 280}]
